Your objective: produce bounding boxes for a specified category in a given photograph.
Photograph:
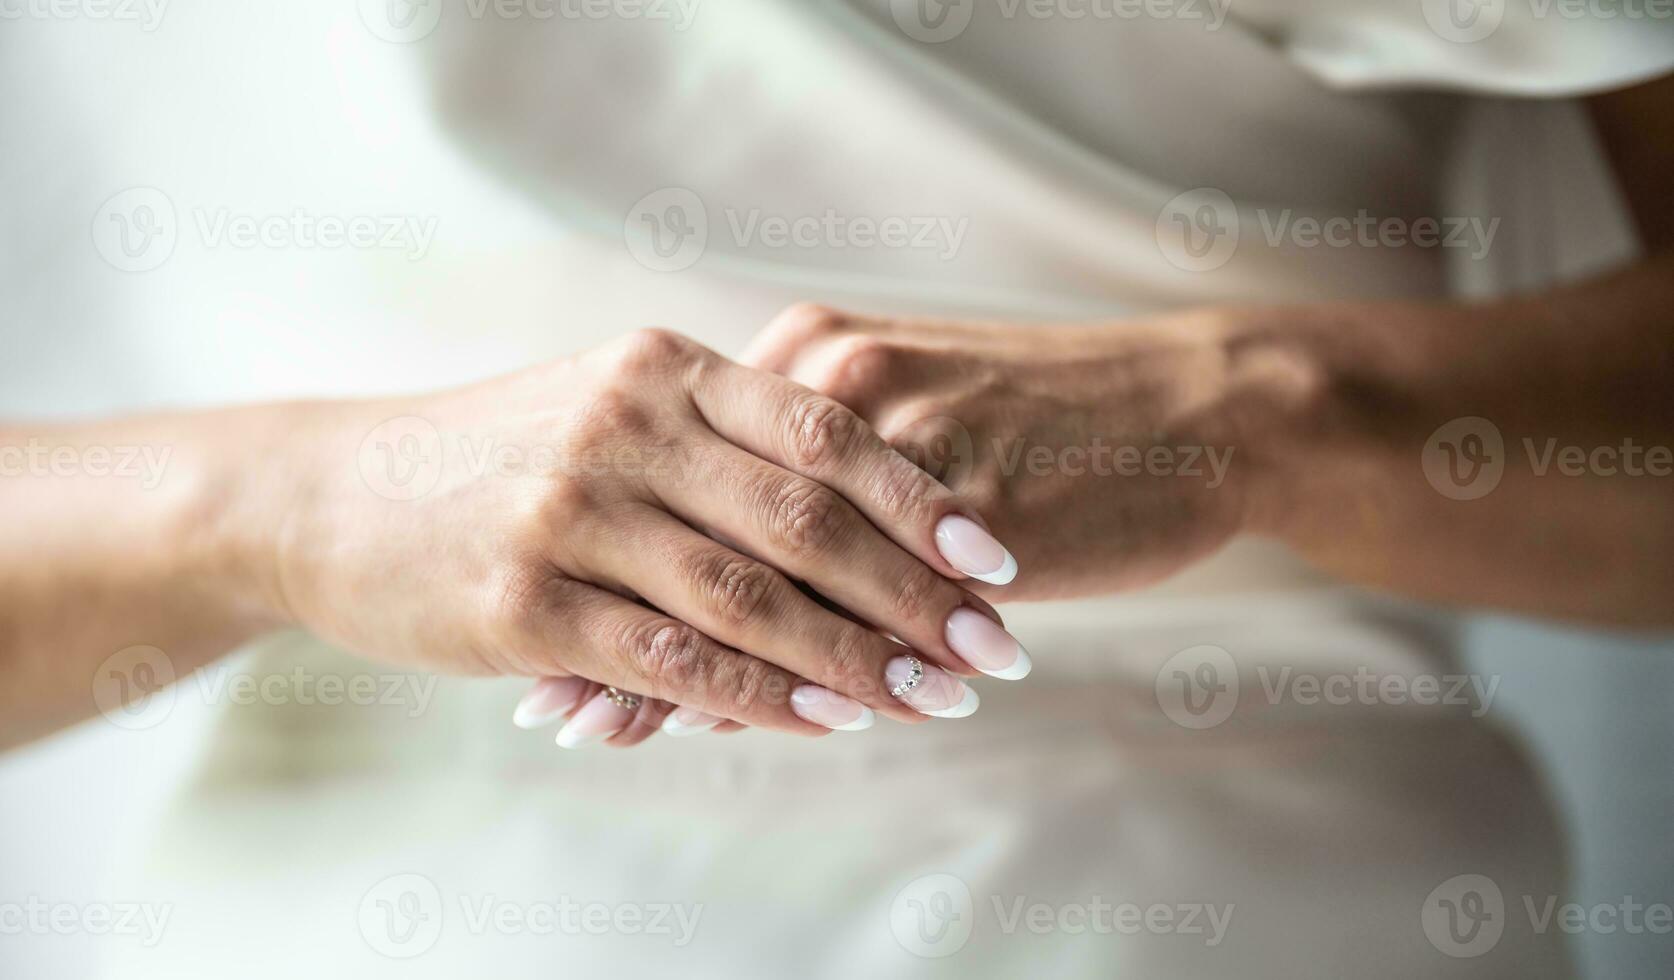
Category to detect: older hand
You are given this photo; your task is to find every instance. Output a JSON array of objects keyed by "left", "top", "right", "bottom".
[
  {"left": 275, "top": 329, "right": 1028, "bottom": 747},
  {"left": 745, "top": 305, "right": 1300, "bottom": 602}
]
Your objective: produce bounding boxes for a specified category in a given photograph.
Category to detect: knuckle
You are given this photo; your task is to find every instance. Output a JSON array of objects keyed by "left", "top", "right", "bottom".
[
  {"left": 489, "top": 559, "right": 563, "bottom": 634},
  {"left": 825, "top": 628, "right": 882, "bottom": 697},
  {"left": 613, "top": 326, "right": 699, "bottom": 373},
  {"left": 768, "top": 479, "right": 848, "bottom": 555},
  {"left": 772, "top": 302, "right": 847, "bottom": 339},
  {"left": 785, "top": 394, "right": 865, "bottom": 470},
  {"left": 888, "top": 567, "right": 945, "bottom": 624},
  {"left": 828, "top": 336, "right": 892, "bottom": 384},
  {"left": 693, "top": 552, "right": 777, "bottom": 628},
  {"left": 624, "top": 622, "right": 711, "bottom": 698},
  {"left": 542, "top": 475, "right": 598, "bottom": 520},
  {"left": 868, "top": 456, "right": 941, "bottom": 523},
  {"left": 712, "top": 655, "right": 777, "bottom": 717},
  {"left": 571, "top": 388, "right": 654, "bottom": 442}
]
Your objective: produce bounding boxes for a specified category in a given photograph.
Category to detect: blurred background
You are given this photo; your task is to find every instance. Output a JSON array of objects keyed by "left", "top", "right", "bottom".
[{"left": 3, "top": 2, "right": 1672, "bottom": 978}]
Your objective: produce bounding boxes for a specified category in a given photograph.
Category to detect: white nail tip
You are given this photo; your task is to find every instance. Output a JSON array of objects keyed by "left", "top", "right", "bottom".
[
  {"left": 923, "top": 685, "right": 980, "bottom": 719},
  {"left": 977, "top": 644, "right": 1033, "bottom": 681},
  {"left": 660, "top": 715, "right": 719, "bottom": 737},
  {"left": 554, "top": 728, "right": 615, "bottom": 749},
  {"left": 513, "top": 705, "right": 569, "bottom": 730},
  {"left": 830, "top": 707, "right": 876, "bottom": 732},
  {"left": 968, "top": 552, "right": 1018, "bottom": 586}
]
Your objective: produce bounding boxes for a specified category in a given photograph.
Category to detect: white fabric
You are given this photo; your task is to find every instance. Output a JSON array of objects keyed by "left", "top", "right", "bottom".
[{"left": 1, "top": 1, "right": 1667, "bottom": 977}]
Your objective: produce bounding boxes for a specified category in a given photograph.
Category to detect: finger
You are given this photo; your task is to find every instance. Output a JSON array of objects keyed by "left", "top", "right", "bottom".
[
  {"left": 514, "top": 674, "right": 722, "bottom": 745},
  {"left": 659, "top": 434, "right": 1006, "bottom": 678},
  {"left": 584, "top": 505, "right": 981, "bottom": 723},
  {"left": 738, "top": 303, "right": 871, "bottom": 374},
  {"left": 507, "top": 574, "right": 873, "bottom": 735},
  {"left": 655, "top": 705, "right": 726, "bottom": 738},
  {"left": 691, "top": 356, "right": 1019, "bottom": 587},
  {"left": 511, "top": 675, "right": 592, "bottom": 730}
]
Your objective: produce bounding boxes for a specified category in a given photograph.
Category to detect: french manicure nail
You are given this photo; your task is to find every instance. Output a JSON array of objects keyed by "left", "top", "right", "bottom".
[
  {"left": 660, "top": 706, "right": 722, "bottom": 737},
  {"left": 790, "top": 685, "right": 875, "bottom": 731},
  {"left": 513, "top": 677, "right": 590, "bottom": 729},
  {"left": 555, "top": 691, "right": 636, "bottom": 748},
  {"left": 935, "top": 514, "right": 1018, "bottom": 586},
  {"left": 946, "top": 607, "right": 1032, "bottom": 680},
  {"left": 886, "top": 656, "right": 979, "bottom": 718}
]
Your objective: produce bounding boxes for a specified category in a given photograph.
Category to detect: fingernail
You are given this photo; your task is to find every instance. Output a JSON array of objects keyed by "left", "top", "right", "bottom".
[
  {"left": 513, "top": 677, "right": 590, "bottom": 729},
  {"left": 660, "top": 706, "right": 722, "bottom": 737},
  {"left": 790, "top": 685, "right": 875, "bottom": 731},
  {"left": 886, "top": 656, "right": 979, "bottom": 718},
  {"left": 555, "top": 691, "right": 636, "bottom": 748},
  {"left": 946, "top": 607, "right": 1032, "bottom": 680},
  {"left": 935, "top": 514, "right": 1017, "bottom": 585}
]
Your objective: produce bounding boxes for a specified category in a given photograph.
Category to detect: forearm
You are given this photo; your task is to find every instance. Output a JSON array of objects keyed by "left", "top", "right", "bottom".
[
  {"left": 0, "top": 404, "right": 305, "bottom": 747},
  {"left": 1232, "top": 253, "right": 1674, "bottom": 626}
]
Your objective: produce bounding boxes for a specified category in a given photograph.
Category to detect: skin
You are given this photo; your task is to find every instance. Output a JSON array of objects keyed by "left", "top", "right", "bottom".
[
  {"left": 3, "top": 76, "right": 1668, "bottom": 749},
  {"left": 743, "top": 74, "right": 1674, "bottom": 628},
  {"left": 0, "top": 329, "right": 1003, "bottom": 749}
]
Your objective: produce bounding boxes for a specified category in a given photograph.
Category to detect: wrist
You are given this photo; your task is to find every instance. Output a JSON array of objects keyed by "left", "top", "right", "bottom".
[
  {"left": 1197, "top": 306, "right": 1356, "bottom": 542},
  {"left": 1203, "top": 301, "right": 1466, "bottom": 544},
  {"left": 179, "top": 400, "right": 349, "bottom": 635}
]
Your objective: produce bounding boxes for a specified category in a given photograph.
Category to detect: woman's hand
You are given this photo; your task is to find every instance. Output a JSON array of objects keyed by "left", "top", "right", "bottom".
[
  {"left": 743, "top": 305, "right": 1303, "bottom": 602},
  {"left": 269, "top": 329, "right": 1027, "bottom": 744}
]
